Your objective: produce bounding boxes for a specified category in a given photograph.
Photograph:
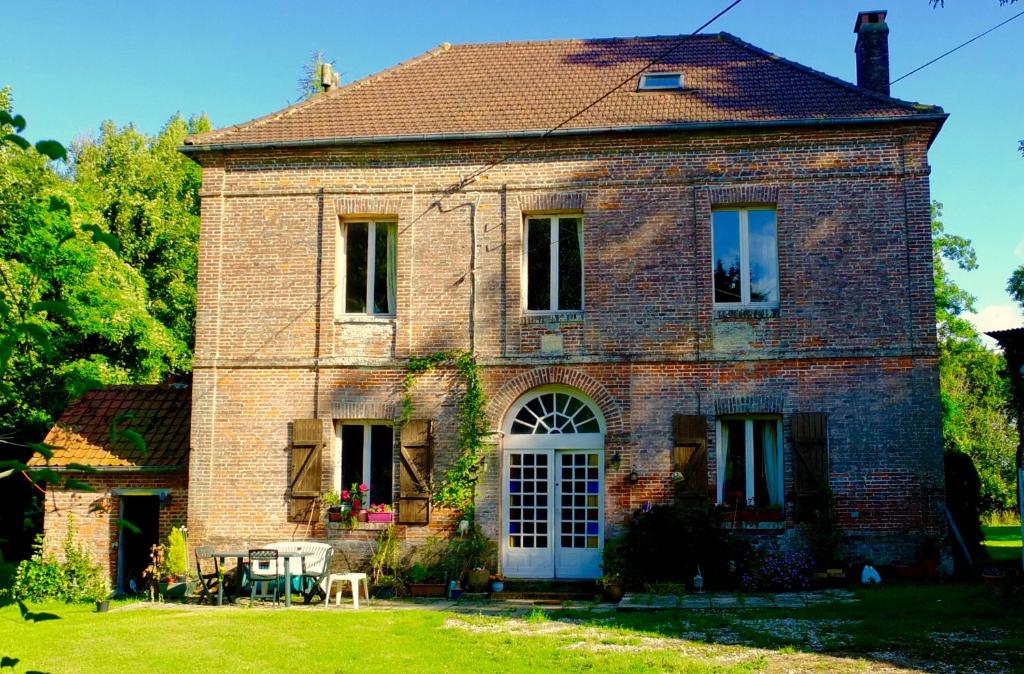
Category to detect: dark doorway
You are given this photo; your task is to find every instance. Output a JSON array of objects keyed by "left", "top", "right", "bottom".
[{"left": 118, "top": 496, "right": 160, "bottom": 594}]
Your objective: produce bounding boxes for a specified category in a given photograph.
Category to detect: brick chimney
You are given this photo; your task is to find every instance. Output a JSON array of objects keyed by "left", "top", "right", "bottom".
[{"left": 854, "top": 10, "right": 890, "bottom": 96}]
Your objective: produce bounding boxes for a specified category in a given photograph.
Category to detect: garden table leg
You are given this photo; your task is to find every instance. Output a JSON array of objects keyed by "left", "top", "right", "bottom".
[{"left": 285, "top": 564, "right": 292, "bottom": 608}]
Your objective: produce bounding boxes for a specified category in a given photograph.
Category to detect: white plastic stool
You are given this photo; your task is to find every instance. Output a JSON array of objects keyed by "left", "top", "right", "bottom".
[{"left": 324, "top": 572, "right": 369, "bottom": 609}]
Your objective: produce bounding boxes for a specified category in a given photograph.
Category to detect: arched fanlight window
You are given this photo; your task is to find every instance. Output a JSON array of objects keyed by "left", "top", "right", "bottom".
[{"left": 509, "top": 391, "right": 601, "bottom": 434}]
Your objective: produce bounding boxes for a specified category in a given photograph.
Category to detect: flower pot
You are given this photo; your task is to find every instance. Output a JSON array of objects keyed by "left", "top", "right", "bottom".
[
  {"left": 95, "top": 600, "right": 110, "bottom": 613},
  {"left": 367, "top": 511, "right": 393, "bottom": 523},
  {"left": 603, "top": 584, "right": 625, "bottom": 602},
  {"left": 328, "top": 507, "right": 343, "bottom": 522},
  {"left": 490, "top": 580, "right": 504, "bottom": 593},
  {"left": 357, "top": 509, "right": 369, "bottom": 523},
  {"left": 466, "top": 568, "right": 490, "bottom": 592},
  {"left": 410, "top": 583, "right": 447, "bottom": 597},
  {"left": 374, "top": 586, "right": 397, "bottom": 599}
]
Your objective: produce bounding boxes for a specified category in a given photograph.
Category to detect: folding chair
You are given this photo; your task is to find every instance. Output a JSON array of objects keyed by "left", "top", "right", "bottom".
[
  {"left": 194, "top": 546, "right": 222, "bottom": 605},
  {"left": 248, "top": 549, "right": 280, "bottom": 606}
]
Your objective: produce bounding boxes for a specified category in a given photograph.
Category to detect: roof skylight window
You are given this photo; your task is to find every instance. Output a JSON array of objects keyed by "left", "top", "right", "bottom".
[{"left": 638, "top": 72, "right": 684, "bottom": 91}]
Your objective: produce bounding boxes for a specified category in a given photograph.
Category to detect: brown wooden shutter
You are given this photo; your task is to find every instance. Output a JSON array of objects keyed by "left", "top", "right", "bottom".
[
  {"left": 672, "top": 414, "right": 709, "bottom": 502},
  {"left": 288, "top": 419, "right": 323, "bottom": 522},
  {"left": 398, "top": 419, "right": 433, "bottom": 524},
  {"left": 791, "top": 412, "right": 829, "bottom": 522}
]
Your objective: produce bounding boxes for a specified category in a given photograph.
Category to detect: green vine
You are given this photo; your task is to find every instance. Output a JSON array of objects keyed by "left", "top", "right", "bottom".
[{"left": 402, "top": 350, "right": 488, "bottom": 520}]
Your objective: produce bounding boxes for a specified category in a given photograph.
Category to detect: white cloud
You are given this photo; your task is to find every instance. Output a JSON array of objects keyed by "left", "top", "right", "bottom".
[
  {"left": 1014, "top": 239, "right": 1024, "bottom": 260},
  {"left": 964, "top": 304, "right": 1024, "bottom": 350}
]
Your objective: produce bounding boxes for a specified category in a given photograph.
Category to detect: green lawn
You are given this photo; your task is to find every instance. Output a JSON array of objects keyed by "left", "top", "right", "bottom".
[
  {"left": 982, "top": 523, "right": 1023, "bottom": 563},
  {"left": 2, "top": 584, "right": 1023, "bottom": 673}
]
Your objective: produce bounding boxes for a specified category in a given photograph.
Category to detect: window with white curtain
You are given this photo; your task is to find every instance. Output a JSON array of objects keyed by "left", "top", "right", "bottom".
[
  {"left": 715, "top": 416, "right": 783, "bottom": 507},
  {"left": 341, "top": 221, "right": 397, "bottom": 315},
  {"left": 523, "top": 215, "right": 583, "bottom": 313}
]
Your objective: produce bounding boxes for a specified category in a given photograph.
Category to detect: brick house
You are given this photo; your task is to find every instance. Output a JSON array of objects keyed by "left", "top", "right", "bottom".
[
  {"left": 30, "top": 385, "right": 190, "bottom": 591},
  {"left": 174, "top": 11, "right": 946, "bottom": 578}
]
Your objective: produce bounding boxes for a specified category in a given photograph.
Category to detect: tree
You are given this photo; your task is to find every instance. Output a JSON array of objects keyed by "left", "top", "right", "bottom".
[
  {"left": 932, "top": 202, "right": 1019, "bottom": 511},
  {"left": 296, "top": 49, "right": 337, "bottom": 100},
  {"left": 71, "top": 113, "right": 210, "bottom": 354},
  {"left": 1009, "top": 264, "right": 1024, "bottom": 311}
]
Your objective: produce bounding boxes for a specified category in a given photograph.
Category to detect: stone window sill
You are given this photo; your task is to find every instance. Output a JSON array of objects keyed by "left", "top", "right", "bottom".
[
  {"left": 334, "top": 314, "right": 396, "bottom": 325},
  {"left": 720, "top": 521, "right": 786, "bottom": 531},
  {"left": 712, "top": 306, "right": 780, "bottom": 320},
  {"left": 521, "top": 311, "right": 584, "bottom": 326}
]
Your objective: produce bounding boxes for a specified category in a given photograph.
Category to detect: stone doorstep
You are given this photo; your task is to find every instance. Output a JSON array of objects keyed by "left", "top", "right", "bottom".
[{"left": 618, "top": 589, "right": 857, "bottom": 611}]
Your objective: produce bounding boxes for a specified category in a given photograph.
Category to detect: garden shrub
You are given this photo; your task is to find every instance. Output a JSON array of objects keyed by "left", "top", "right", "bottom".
[
  {"left": 620, "top": 504, "right": 749, "bottom": 589},
  {"left": 163, "top": 526, "right": 188, "bottom": 578},
  {"left": 740, "top": 549, "right": 815, "bottom": 592},
  {"left": 5, "top": 521, "right": 107, "bottom": 603}
]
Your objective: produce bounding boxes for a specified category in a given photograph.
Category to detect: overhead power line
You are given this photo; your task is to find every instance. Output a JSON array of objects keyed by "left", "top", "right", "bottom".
[
  {"left": 445, "top": 0, "right": 745, "bottom": 193},
  {"left": 891, "top": 8, "right": 1024, "bottom": 85}
]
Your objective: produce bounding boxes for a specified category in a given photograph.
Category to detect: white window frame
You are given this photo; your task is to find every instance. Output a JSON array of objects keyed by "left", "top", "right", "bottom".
[
  {"left": 333, "top": 421, "right": 393, "bottom": 506},
  {"left": 638, "top": 72, "right": 684, "bottom": 91},
  {"left": 522, "top": 214, "right": 584, "bottom": 315},
  {"left": 337, "top": 220, "right": 397, "bottom": 317},
  {"left": 711, "top": 207, "right": 779, "bottom": 308},
  {"left": 714, "top": 415, "right": 784, "bottom": 507}
]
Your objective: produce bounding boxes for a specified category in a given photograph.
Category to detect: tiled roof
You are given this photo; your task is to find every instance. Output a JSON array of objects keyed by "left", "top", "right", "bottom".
[
  {"left": 185, "top": 33, "right": 943, "bottom": 149},
  {"left": 29, "top": 386, "right": 191, "bottom": 469}
]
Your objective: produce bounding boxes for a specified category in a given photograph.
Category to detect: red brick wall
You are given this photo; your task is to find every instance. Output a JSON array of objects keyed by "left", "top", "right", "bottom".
[
  {"left": 188, "top": 123, "right": 943, "bottom": 564},
  {"left": 41, "top": 472, "right": 188, "bottom": 583}
]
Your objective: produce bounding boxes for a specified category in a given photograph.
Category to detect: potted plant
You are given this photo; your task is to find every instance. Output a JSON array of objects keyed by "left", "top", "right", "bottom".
[
  {"left": 367, "top": 503, "right": 393, "bottom": 523},
  {"left": 143, "top": 543, "right": 166, "bottom": 601},
  {"left": 86, "top": 573, "right": 112, "bottom": 613},
  {"left": 449, "top": 525, "right": 495, "bottom": 592},
  {"left": 160, "top": 527, "right": 193, "bottom": 597},
  {"left": 372, "top": 574, "right": 404, "bottom": 599},
  {"left": 321, "top": 490, "right": 343, "bottom": 522},
  {"left": 490, "top": 573, "right": 505, "bottom": 593},
  {"left": 408, "top": 562, "right": 447, "bottom": 597},
  {"left": 599, "top": 537, "right": 627, "bottom": 602},
  {"left": 349, "top": 482, "right": 370, "bottom": 522}
]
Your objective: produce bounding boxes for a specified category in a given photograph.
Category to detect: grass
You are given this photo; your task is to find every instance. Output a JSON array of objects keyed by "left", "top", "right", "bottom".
[
  {"left": 1, "top": 584, "right": 1023, "bottom": 673},
  {"left": 982, "top": 523, "right": 1023, "bottom": 563}
]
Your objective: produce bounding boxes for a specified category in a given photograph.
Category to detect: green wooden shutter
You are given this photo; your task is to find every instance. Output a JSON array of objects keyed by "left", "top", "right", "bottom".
[
  {"left": 398, "top": 419, "right": 433, "bottom": 524},
  {"left": 288, "top": 419, "right": 323, "bottom": 522},
  {"left": 791, "top": 412, "right": 829, "bottom": 522},
  {"left": 672, "top": 414, "right": 709, "bottom": 502}
]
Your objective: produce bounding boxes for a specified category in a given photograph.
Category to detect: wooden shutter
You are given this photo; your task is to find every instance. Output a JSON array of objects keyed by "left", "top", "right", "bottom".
[
  {"left": 398, "top": 419, "right": 433, "bottom": 524},
  {"left": 672, "top": 414, "right": 709, "bottom": 501},
  {"left": 288, "top": 419, "right": 323, "bottom": 522},
  {"left": 791, "top": 412, "right": 829, "bottom": 522}
]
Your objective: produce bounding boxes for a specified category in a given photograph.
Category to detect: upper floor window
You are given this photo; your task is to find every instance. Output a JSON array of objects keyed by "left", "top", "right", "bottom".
[
  {"left": 712, "top": 208, "right": 778, "bottom": 306},
  {"left": 343, "top": 221, "right": 396, "bottom": 315},
  {"left": 524, "top": 215, "right": 583, "bottom": 313},
  {"left": 716, "top": 416, "right": 783, "bottom": 508}
]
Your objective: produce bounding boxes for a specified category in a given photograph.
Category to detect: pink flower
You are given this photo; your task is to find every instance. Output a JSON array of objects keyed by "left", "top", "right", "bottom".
[
  {"left": 340, "top": 490, "right": 350, "bottom": 500},
  {"left": 358, "top": 483, "right": 368, "bottom": 493}
]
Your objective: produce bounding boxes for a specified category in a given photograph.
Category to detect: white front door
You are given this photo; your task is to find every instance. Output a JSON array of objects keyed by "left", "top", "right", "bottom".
[
  {"left": 501, "top": 386, "right": 607, "bottom": 580},
  {"left": 502, "top": 448, "right": 603, "bottom": 579},
  {"left": 554, "top": 450, "right": 603, "bottom": 578},
  {"left": 503, "top": 449, "right": 554, "bottom": 578}
]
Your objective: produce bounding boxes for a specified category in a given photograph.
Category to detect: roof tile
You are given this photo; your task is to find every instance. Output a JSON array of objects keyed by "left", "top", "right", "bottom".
[
  {"left": 28, "top": 386, "right": 191, "bottom": 470},
  {"left": 187, "top": 33, "right": 941, "bottom": 149}
]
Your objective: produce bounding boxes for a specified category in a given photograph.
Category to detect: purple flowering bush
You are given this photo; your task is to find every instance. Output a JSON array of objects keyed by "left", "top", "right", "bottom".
[{"left": 741, "top": 550, "right": 815, "bottom": 592}]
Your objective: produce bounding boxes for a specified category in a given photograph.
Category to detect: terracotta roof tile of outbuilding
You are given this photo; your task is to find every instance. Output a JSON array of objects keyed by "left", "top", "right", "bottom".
[
  {"left": 185, "top": 33, "right": 942, "bottom": 149},
  {"left": 28, "top": 385, "right": 191, "bottom": 470}
]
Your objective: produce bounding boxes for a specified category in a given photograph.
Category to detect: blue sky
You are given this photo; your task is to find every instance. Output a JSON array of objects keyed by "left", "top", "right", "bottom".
[{"left": 3, "top": 1, "right": 1022, "bottom": 335}]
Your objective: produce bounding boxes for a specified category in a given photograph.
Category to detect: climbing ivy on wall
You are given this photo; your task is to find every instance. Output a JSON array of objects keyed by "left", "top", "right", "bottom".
[{"left": 402, "top": 350, "right": 488, "bottom": 519}]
